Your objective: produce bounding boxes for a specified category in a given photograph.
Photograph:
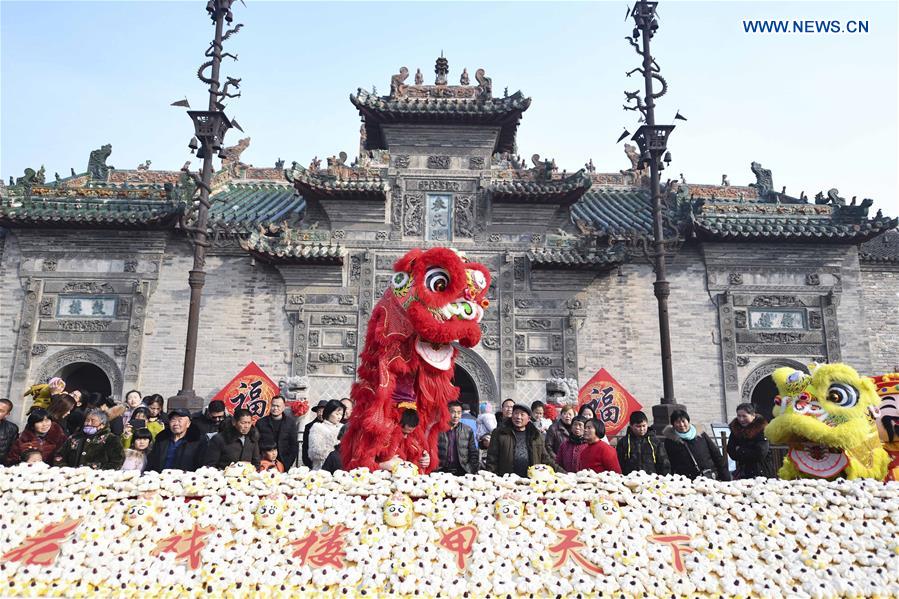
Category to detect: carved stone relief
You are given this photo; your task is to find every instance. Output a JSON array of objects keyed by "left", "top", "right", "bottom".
[
  {"left": 321, "top": 314, "right": 349, "bottom": 325},
  {"left": 469, "top": 156, "right": 485, "bottom": 170},
  {"left": 729, "top": 273, "right": 743, "bottom": 285},
  {"left": 308, "top": 330, "right": 320, "bottom": 347},
  {"left": 513, "top": 257, "right": 527, "bottom": 282},
  {"left": 757, "top": 332, "right": 804, "bottom": 343},
  {"left": 31, "top": 344, "right": 47, "bottom": 356},
  {"left": 403, "top": 193, "right": 424, "bottom": 236},
  {"left": 751, "top": 295, "right": 802, "bottom": 307},
  {"left": 349, "top": 255, "right": 363, "bottom": 283},
  {"left": 809, "top": 311, "right": 822, "bottom": 329},
  {"left": 527, "top": 356, "right": 553, "bottom": 367},
  {"left": 805, "top": 273, "right": 820, "bottom": 286},
  {"left": 481, "top": 336, "right": 499, "bottom": 350},
  {"left": 58, "top": 320, "right": 111, "bottom": 332},
  {"left": 426, "top": 155, "right": 450, "bottom": 169},
  {"left": 394, "top": 155, "right": 410, "bottom": 169},
  {"left": 319, "top": 352, "right": 345, "bottom": 363},
  {"left": 288, "top": 311, "right": 308, "bottom": 376},
  {"left": 515, "top": 334, "right": 525, "bottom": 351},
  {"left": 342, "top": 365, "right": 356, "bottom": 375},
  {"left": 123, "top": 280, "right": 151, "bottom": 382},
  {"left": 124, "top": 260, "right": 138, "bottom": 273},
  {"left": 454, "top": 195, "right": 476, "bottom": 238},
  {"left": 42, "top": 259, "right": 57, "bottom": 272},
  {"left": 39, "top": 299, "right": 53, "bottom": 317},
  {"left": 734, "top": 311, "right": 747, "bottom": 328},
  {"left": 62, "top": 281, "right": 113, "bottom": 294}
]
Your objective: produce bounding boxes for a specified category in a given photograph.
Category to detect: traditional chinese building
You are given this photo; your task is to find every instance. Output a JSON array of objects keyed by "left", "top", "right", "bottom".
[{"left": 1, "top": 58, "right": 896, "bottom": 428}]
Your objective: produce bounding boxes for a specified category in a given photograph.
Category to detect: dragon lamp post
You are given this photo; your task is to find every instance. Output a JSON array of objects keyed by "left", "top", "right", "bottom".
[
  {"left": 623, "top": 0, "right": 686, "bottom": 429},
  {"left": 170, "top": 0, "right": 243, "bottom": 411}
]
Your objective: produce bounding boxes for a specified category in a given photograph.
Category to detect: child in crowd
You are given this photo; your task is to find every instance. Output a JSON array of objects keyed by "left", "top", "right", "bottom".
[
  {"left": 259, "top": 441, "right": 285, "bottom": 472},
  {"left": 21, "top": 449, "right": 44, "bottom": 464},
  {"left": 121, "top": 428, "right": 153, "bottom": 471}
]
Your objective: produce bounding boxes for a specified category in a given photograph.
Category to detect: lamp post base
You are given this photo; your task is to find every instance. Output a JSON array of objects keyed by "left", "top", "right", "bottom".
[
  {"left": 651, "top": 401, "right": 686, "bottom": 434},
  {"left": 167, "top": 389, "right": 205, "bottom": 413}
]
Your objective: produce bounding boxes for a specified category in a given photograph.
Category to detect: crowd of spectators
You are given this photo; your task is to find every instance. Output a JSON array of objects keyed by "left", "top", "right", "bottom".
[{"left": 0, "top": 380, "right": 772, "bottom": 482}]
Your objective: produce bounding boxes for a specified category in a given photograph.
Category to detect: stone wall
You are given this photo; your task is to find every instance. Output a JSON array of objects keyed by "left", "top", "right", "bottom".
[
  {"left": 860, "top": 262, "right": 899, "bottom": 376},
  {"left": 140, "top": 240, "right": 291, "bottom": 399},
  {"left": 578, "top": 246, "right": 725, "bottom": 428},
  {"left": 0, "top": 233, "right": 26, "bottom": 422}
]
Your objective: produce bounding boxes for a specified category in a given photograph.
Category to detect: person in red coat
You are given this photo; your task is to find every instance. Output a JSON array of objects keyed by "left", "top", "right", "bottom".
[
  {"left": 5, "top": 408, "right": 67, "bottom": 465},
  {"left": 579, "top": 419, "right": 621, "bottom": 474}
]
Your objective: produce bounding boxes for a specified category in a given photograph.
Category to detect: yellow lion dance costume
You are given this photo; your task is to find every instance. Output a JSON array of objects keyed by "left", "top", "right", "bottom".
[{"left": 766, "top": 363, "right": 889, "bottom": 480}]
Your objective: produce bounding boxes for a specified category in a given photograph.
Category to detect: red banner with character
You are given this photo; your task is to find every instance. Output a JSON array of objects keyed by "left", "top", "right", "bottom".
[
  {"left": 577, "top": 368, "right": 642, "bottom": 437},
  {"left": 211, "top": 361, "right": 279, "bottom": 422}
]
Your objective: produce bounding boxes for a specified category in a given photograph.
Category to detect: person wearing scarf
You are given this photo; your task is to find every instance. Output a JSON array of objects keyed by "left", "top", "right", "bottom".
[
  {"left": 556, "top": 417, "right": 587, "bottom": 472},
  {"left": 727, "top": 403, "right": 774, "bottom": 479},
  {"left": 663, "top": 409, "right": 731, "bottom": 480}
]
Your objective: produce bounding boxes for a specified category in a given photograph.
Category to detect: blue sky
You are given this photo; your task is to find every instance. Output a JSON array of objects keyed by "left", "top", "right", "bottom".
[{"left": 2, "top": 1, "right": 897, "bottom": 212}]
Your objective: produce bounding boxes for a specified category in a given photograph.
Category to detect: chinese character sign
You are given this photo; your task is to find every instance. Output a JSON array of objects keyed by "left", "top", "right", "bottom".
[
  {"left": 2, "top": 518, "right": 81, "bottom": 566},
  {"left": 647, "top": 534, "right": 695, "bottom": 573},
  {"left": 290, "top": 526, "right": 348, "bottom": 569},
  {"left": 211, "top": 361, "right": 279, "bottom": 422},
  {"left": 153, "top": 525, "right": 214, "bottom": 570},
  {"left": 578, "top": 368, "right": 643, "bottom": 437},
  {"left": 439, "top": 525, "right": 478, "bottom": 571},
  {"left": 548, "top": 528, "right": 604, "bottom": 575}
]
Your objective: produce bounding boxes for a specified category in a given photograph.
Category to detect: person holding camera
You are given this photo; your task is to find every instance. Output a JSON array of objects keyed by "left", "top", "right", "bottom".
[{"left": 662, "top": 409, "right": 731, "bottom": 481}]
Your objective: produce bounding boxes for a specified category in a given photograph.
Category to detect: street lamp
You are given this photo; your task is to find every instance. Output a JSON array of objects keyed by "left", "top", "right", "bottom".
[
  {"left": 169, "top": 0, "right": 243, "bottom": 412},
  {"left": 622, "top": 0, "right": 685, "bottom": 429}
]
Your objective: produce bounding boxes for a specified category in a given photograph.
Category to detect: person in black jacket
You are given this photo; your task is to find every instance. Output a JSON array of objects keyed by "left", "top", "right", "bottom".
[
  {"left": 0, "top": 398, "right": 20, "bottom": 464},
  {"left": 616, "top": 411, "right": 670, "bottom": 475},
  {"left": 255, "top": 396, "right": 299, "bottom": 471},
  {"left": 203, "top": 408, "right": 260, "bottom": 469},
  {"left": 727, "top": 403, "right": 774, "bottom": 479},
  {"left": 437, "top": 401, "right": 479, "bottom": 475},
  {"left": 190, "top": 400, "right": 228, "bottom": 438},
  {"left": 662, "top": 409, "right": 731, "bottom": 481},
  {"left": 145, "top": 409, "right": 208, "bottom": 472}
]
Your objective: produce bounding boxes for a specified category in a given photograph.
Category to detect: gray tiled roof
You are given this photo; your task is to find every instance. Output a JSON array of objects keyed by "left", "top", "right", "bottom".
[
  {"left": 0, "top": 184, "right": 184, "bottom": 229},
  {"left": 570, "top": 188, "right": 655, "bottom": 236},
  {"left": 351, "top": 88, "right": 530, "bottom": 153},
  {"left": 488, "top": 170, "right": 592, "bottom": 205},
  {"left": 209, "top": 182, "right": 304, "bottom": 232},
  {"left": 287, "top": 165, "right": 387, "bottom": 200},
  {"left": 860, "top": 230, "right": 899, "bottom": 262},
  {"left": 240, "top": 230, "right": 344, "bottom": 263},
  {"left": 527, "top": 245, "right": 625, "bottom": 269}
]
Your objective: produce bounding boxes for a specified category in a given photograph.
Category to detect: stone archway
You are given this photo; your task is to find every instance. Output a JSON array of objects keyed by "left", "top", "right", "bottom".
[
  {"left": 740, "top": 358, "right": 809, "bottom": 421},
  {"left": 454, "top": 346, "right": 498, "bottom": 413},
  {"left": 34, "top": 348, "right": 124, "bottom": 399}
]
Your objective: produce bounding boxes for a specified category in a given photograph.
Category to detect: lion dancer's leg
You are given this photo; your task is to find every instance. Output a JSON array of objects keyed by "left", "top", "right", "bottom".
[{"left": 415, "top": 366, "right": 459, "bottom": 474}]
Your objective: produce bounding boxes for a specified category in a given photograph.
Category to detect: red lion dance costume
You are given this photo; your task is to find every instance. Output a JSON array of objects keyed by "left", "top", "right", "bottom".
[{"left": 341, "top": 247, "right": 490, "bottom": 473}]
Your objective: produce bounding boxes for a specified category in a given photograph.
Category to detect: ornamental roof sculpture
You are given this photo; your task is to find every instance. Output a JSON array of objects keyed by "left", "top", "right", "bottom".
[
  {"left": 351, "top": 56, "right": 531, "bottom": 154},
  {"left": 239, "top": 222, "right": 343, "bottom": 264},
  {"left": 285, "top": 153, "right": 388, "bottom": 202}
]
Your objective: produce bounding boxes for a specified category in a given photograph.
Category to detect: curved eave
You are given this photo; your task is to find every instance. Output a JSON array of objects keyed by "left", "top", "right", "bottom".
[
  {"left": 527, "top": 249, "right": 625, "bottom": 271},
  {"left": 489, "top": 173, "right": 592, "bottom": 206},
  {"left": 292, "top": 179, "right": 386, "bottom": 202},
  {"left": 244, "top": 249, "right": 344, "bottom": 265},
  {"left": 0, "top": 209, "right": 182, "bottom": 230},
  {"left": 351, "top": 92, "right": 530, "bottom": 154},
  {"left": 690, "top": 217, "right": 898, "bottom": 243}
]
